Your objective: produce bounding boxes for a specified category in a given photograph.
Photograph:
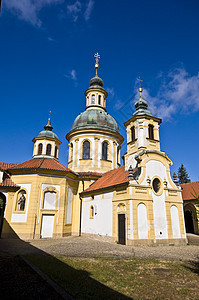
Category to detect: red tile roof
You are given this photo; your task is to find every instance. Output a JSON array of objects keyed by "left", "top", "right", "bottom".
[
  {"left": 181, "top": 181, "right": 199, "bottom": 201},
  {"left": 0, "top": 162, "right": 17, "bottom": 170},
  {"left": 78, "top": 172, "right": 103, "bottom": 177},
  {"left": 0, "top": 177, "right": 19, "bottom": 188},
  {"left": 7, "top": 158, "right": 76, "bottom": 174},
  {"left": 81, "top": 166, "right": 130, "bottom": 194}
]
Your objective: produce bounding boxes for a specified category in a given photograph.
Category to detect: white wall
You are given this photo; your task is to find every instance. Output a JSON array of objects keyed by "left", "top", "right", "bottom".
[
  {"left": 170, "top": 205, "right": 181, "bottom": 238},
  {"left": 81, "top": 192, "right": 113, "bottom": 236},
  {"left": 66, "top": 187, "right": 73, "bottom": 224},
  {"left": 0, "top": 171, "right": 3, "bottom": 183},
  {"left": 145, "top": 160, "right": 168, "bottom": 239},
  {"left": 43, "top": 192, "right": 56, "bottom": 209},
  {"left": 137, "top": 203, "right": 148, "bottom": 239}
]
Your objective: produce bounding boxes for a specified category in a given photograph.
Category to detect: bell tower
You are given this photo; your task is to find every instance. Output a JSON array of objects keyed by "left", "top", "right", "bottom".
[{"left": 124, "top": 84, "right": 162, "bottom": 170}]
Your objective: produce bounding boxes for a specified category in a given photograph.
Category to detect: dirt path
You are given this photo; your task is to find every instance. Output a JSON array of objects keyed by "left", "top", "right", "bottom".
[{"left": 1, "top": 235, "right": 198, "bottom": 262}]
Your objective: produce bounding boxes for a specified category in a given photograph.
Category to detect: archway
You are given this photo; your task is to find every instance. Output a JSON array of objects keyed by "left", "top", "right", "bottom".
[
  {"left": 0, "top": 192, "right": 6, "bottom": 238},
  {"left": 184, "top": 210, "right": 194, "bottom": 233}
]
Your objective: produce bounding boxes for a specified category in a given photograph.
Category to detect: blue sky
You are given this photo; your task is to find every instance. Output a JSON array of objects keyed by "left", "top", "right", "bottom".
[{"left": 1, "top": 0, "right": 199, "bottom": 181}]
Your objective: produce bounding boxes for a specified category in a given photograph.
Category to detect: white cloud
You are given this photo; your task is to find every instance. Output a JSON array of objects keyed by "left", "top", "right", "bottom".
[
  {"left": 64, "top": 69, "right": 78, "bottom": 86},
  {"left": 67, "top": 1, "right": 81, "bottom": 22},
  {"left": 84, "top": 0, "right": 94, "bottom": 21},
  {"left": 132, "top": 67, "right": 199, "bottom": 121},
  {"left": 114, "top": 99, "right": 123, "bottom": 110},
  {"left": 106, "top": 87, "right": 115, "bottom": 97},
  {"left": 48, "top": 37, "right": 55, "bottom": 41},
  {"left": 4, "top": 0, "right": 95, "bottom": 26},
  {"left": 4, "top": 0, "right": 63, "bottom": 27},
  {"left": 70, "top": 69, "right": 77, "bottom": 81}
]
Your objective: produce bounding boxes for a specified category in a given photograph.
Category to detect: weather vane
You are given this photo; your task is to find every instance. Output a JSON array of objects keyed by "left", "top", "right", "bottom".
[{"left": 94, "top": 52, "right": 100, "bottom": 75}]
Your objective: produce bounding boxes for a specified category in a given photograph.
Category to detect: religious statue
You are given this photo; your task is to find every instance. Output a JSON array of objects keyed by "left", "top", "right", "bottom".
[{"left": 18, "top": 193, "right": 26, "bottom": 211}]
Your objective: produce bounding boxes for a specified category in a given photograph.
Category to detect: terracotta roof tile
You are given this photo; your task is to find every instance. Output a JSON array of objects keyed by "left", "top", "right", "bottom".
[
  {"left": 0, "top": 162, "right": 17, "bottom": 170},
  {"left": 8, "top": 158, "right": 76, "bottom": 174},
  {"left": 0, "top": 177, "right": 19, "bottom": 188},
  {"left": 78, "top": 171, "right": 103, "bottom": 177},
  {"left": 81, "top": 166, "right": 130, "bottom": 194},
  {"left": 181, "top": 181, "right": 199, "bottom": 201}
]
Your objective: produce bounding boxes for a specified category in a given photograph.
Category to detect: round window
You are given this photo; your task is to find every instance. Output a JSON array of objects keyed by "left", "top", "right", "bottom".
[{"left": 152, "top": 178, "right": 161, "bottom": 193}]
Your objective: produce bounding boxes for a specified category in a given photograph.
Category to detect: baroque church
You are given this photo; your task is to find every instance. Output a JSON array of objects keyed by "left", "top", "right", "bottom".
[{"left": 0, "top": 55, "right": 189, "bottom": 245}]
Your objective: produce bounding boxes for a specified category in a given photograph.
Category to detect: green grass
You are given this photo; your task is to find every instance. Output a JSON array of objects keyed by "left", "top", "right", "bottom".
[{"left": 25, "top": 254, "right": 199, "bottom": 300}]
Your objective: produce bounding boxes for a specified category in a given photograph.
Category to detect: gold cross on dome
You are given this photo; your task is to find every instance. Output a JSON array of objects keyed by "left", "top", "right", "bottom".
[
  {"left": 94, "top": 52, "right": 100, "bottom": 64},
  {"left": 136, "top": 76, "right": 143, "bottom": 89},
  {"left": 49, "top": 110, "right": 51, "bottom": 119}
]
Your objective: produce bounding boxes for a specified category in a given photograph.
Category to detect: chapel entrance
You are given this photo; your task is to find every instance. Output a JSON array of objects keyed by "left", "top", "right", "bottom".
[
  {"left": 184, "top": 210, "right": 194, "bottom": 233},
  {"left": 41, "top": 214, "right": 54, "bottom": 238},
  {"left": 0, "top": 193, "right": 6, "bottom": 238},
  {"left": 118, "top": 214, "right": 126, "bottom": 245}
]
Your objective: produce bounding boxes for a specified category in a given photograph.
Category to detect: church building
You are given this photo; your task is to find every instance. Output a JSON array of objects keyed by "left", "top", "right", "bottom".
[{"left": 0, "top": 55, "right": 187, "bottom": 245}]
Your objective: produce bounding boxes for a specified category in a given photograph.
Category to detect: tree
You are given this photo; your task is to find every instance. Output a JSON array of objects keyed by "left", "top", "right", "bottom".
[{"left": 177, "top": 164, "right": 191, "bottom": 184}]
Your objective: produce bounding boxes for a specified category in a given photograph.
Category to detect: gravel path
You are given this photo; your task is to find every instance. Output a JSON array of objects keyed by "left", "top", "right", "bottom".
[{"left": 1, "top": 235, "right": 198, "bottom": 262}]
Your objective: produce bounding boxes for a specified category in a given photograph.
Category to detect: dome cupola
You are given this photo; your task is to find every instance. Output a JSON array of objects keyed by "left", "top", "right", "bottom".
[
  {"left": 133, "top": 87, "right": 152, "bottom": 117},
  {"left": 66, "top": 53, "right": 124, "bottom": 173},
  {"left": 32, "top": 113, "right": 61, "bottom": 160}
]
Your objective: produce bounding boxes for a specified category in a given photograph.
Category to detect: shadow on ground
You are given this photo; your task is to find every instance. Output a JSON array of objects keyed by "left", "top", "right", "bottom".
[{"left": 0, "top": 222, "right": 132, "bottom": 300}]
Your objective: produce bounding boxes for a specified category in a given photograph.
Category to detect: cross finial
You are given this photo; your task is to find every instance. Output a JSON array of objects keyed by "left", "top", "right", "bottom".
[
  {"left": 136, "top": 76, "right": 143, "bottom": 89},
  {"left": 49, "top": 110, "right": 51, "bottom": 119},
  {"left": 94, "top": 52, "right": 100, "bottom": 75},
  {"left": 136, "top": 76, "right": 143, "bottom": 95},
  {"left": 94, "top": 52, "right": 100, "bottom": 64}
]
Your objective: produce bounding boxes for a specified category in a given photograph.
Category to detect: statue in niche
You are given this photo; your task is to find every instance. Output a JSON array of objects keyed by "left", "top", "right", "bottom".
[{"left": 18, "top": 192, "right": 26, "bottom": 211}]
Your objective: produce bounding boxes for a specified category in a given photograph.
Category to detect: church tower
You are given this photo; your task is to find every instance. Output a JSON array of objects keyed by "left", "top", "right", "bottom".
[
  {"left": 32, "top": 114, "right": 61, "bottom": 160},
  {"left": 124, "top": 86, "right": 162, "bottom": 170},
  {"left": 66, "top": 54, "right": 124, "bottom": 173}
]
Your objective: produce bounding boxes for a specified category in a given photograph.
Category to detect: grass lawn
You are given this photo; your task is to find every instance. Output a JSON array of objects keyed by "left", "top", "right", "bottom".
[{"left": 25, "top": 254, "right": 199, "bottom": 299}]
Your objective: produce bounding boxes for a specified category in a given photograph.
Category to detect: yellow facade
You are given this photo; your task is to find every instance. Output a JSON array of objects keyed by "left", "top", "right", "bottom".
[{"left": 0, "top": 60, "right": 187, "bottom": 245}]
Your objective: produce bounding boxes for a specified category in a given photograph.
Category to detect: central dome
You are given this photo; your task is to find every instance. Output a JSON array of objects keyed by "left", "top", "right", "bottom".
[{"left": 71, "top": 109, "right": 119, "bottom": 134}]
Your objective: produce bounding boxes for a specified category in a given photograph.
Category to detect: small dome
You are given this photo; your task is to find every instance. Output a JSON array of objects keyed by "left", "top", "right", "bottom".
[
  {"left": 90, "top": 75, "right": 103, "bottom": 87},
  {"left": 36, "top": 116, "right": 59, "bottom": 140},
  {"left": 71, "top": 109, "right": 119, "bottom": 134},
  {"left": 133, "top": 94, "right": 152, "bottom": 117},
  {"left": 38, "top": 130, "right": 59, "bottom": 139}
]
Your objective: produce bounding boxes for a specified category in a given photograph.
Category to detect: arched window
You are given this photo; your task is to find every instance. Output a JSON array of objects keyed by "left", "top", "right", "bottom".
[
  {"left": 54, "top": 146, "right": 58, "bottom": 158},
  {"left": 90, "top": 205, "right": 94, "bottom": 219},
  {"left": 46, "top": 144, "right": 52, "bottom": 156},
  {"left": 83, "top": 140, "right": 90, "bottom": 159},
  {"left": 131, "top": 126, "right": 135, "bottom": 141},
  {"left": 92, "top": 94, "right": 95, "bottom": 104},
  {"left": 98, "top": 95, "right": 101, "bottom": 105},
  {"left": 117, "top": 146, "right": 120, "bottom": 164},
  {"left": 102, "top": 141, "right": 108, "bottom": 160},
  {"left": 70, "top": 143, "right": 73, "bottom": 161},
  {"left": 17, "top": 190, "right": 26, "bottom": 211},
  {"left": 38, "top": 143, "right": 43, "bottom": 155},
  {"left": 148, "top": 124, "right": 154, "bottom": 140}
]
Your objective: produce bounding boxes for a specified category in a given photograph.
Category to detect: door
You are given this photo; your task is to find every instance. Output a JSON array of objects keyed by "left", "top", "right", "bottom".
[
  {"left": 118, "top": 214, "right": 125, "bottom": 245},
  {"left": 41, "top": 215, "right": 54, "bottom": 238},
  {"left": 184, "top": 211, "right": 194, "bottom": 233}
]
